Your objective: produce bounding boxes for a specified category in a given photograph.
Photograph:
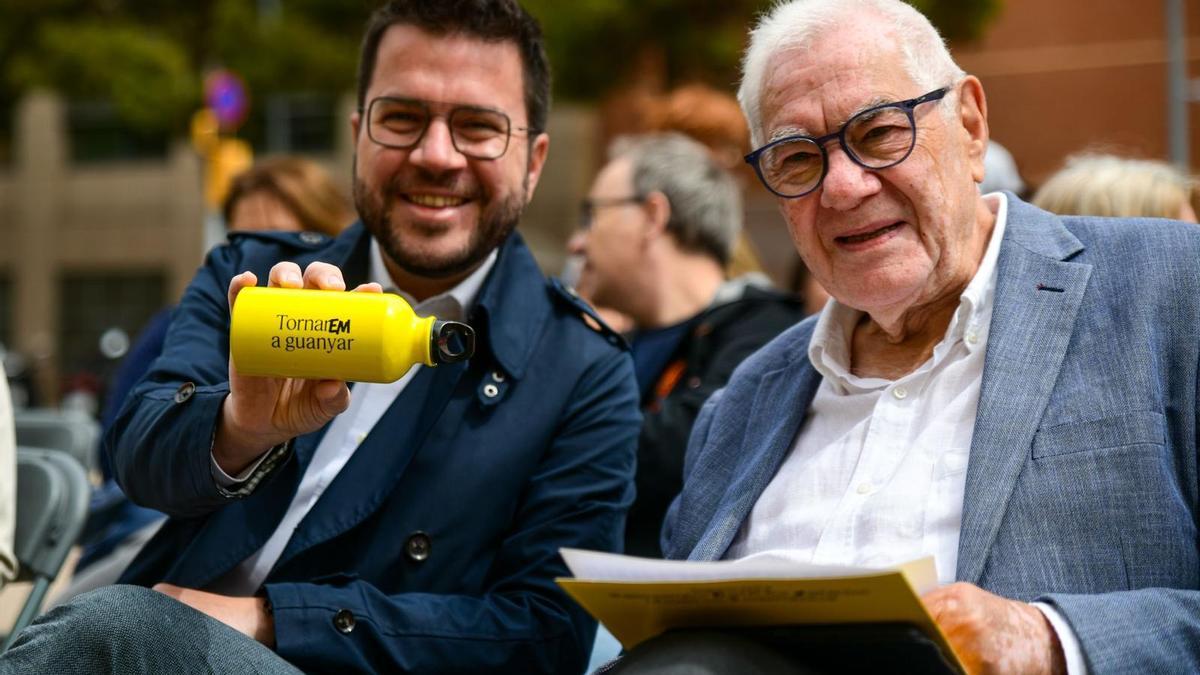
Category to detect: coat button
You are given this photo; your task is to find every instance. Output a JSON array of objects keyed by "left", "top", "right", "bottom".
[
  {"left": 482, "top": 383, "right": 500, "bottom": 398},
  {"left": 332, "top": 609, "right": 355, "bottom": 634},
  {"left": 490, "top": 370, "right": 505, "bottom": 383},
  {"left": 405, "top": 531, "right": 431, "bottom": 562},
  {"left": 173, "top": 382, "right": 196, "bottom": 403}
]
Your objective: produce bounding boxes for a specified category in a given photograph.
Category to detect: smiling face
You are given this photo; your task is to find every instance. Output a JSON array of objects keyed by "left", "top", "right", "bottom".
[
  {"left": 760, "top": 22, "right": 990, "bottom": 320},
  {"left": 351, "top": 24, "right": 549, "bottom": 286}
]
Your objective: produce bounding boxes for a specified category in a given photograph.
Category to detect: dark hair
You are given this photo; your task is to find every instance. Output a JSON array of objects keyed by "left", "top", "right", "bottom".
[{"left": 356, "top": 0, "right": 551, "bottom": 134}]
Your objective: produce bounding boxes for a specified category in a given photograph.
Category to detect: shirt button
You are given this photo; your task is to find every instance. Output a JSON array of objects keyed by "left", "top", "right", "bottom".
[
  {"left": 405, "top": 531, "right": 432, "bottom": 562},
  {"left": 966, "top": 332, "right": 979, "bottom": 344},
  {"left": 354, "top": 432, "right": 367, "bottom": 446},
  {"left": 855, "top": 481, "right": 874, "bottom": 495},
  {"left": 482, "top": 383, "right": 500, "bottom": 398},
  {"left": 892, "top": 386, "right": 908, "bottom": 400},
  {"left": 299, "top": 231, "right": 325, "bottom": 245},
  {"left": 491, "top": 370, "right": 505, "bottom": 383},
  {"left": 173, "top": 382, "right": 196, "bottom": 404},
  {"left": 332, "top": 609, "right": 356, "bottom": 634}
]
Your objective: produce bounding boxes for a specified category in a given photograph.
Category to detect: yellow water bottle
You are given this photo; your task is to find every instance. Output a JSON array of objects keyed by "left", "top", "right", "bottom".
[{"left": 230, "top": 287, "right": 474, "bottom": 383}]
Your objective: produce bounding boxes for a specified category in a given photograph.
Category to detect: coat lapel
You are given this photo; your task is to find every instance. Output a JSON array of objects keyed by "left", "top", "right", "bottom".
[
  {"left": 689, "top": 353, "right": 823, "bottom": 560},
  {"left": 956, "top": 199, "right": 1091, "bottom": 583}
]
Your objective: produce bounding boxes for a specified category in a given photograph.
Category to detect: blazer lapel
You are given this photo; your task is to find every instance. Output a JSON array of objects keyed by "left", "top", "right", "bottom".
[
  {"left": 689, "top": 357, "right": 822, "bottom": 561},
  {"left": 956, "top": 200, "right": 1091, "bottom": 583}
]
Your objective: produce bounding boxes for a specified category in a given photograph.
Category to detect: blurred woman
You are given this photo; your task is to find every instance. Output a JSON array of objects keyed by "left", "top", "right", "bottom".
[
  {"left": 223, "top": 156, "right": 354, "bottom": 235},
  {"left": 1033, "top": 154, "right": 1197, "bottom": 222}
]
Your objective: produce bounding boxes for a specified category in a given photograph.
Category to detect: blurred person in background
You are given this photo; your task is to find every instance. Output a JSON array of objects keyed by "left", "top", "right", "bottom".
[
  {"left": 60, "top": 156, "right": 354, "bottom": 603},
  {"left": 222, "top": 156, "right": 356, "bottom": 236},
  {"left": 1, "top": 1, "right": 639, "bottom": 673},
  {"left": 0, "top": 361, "right": 17, "bottom": 587},
  {"left": 570, "top": 132, "right": 804, "bottom": 558},
  {"left": 1033, "top": 153, "right": 1197, "bottom": 222}
]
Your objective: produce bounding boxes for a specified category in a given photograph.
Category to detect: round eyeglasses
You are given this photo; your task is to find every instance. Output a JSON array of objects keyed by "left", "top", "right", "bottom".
[
  {"left": 744, "top": 87, "right": 950, "bottom": 199},
  {"left": 365, "top": 96, "right": 536, "bottom": 160}
]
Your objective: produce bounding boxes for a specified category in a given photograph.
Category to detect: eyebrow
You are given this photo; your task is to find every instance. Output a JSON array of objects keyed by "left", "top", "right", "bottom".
[{"left": 766, "top": 95, "right": 898, "bottom": 142}]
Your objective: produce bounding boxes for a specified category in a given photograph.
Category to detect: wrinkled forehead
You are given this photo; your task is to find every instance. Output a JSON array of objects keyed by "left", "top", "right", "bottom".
[{"left": 759, "top": 30, "right": 916, "bottom": 139}]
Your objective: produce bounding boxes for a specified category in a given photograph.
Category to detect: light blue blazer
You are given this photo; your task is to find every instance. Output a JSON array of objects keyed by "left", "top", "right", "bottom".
[{"left": 663, "top": 195, "right": 1200, "bottom": 673}]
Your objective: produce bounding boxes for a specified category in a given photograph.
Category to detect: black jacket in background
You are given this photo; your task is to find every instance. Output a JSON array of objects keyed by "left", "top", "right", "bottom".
[{"left": 625, "top": 278, "right": 808, "bottom": 557}]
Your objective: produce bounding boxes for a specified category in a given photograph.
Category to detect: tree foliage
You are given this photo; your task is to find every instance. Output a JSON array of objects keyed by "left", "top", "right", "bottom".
[
  {"left": 0, "top": 0, "right": 371, "bottom": 134},
  {"left": 526, "top": 0, "right": 1002, "bottom": 101},
  {"left": 0, "top": 0, "right": 1001, "bottom": 134}
]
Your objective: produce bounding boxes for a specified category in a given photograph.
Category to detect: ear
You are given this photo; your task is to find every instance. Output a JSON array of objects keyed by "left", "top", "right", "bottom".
[
  {"left": 956, "top": 76, "right": 990, "bottom": 184},
  {"left": 351, "top": 110, "right": 362, "bottom": 141},
  {"left": 524, "top": 132, "right": 551, "bottom": 201},
  {"left": 641, "top": 190, "right": 672, "bottom": 244}
]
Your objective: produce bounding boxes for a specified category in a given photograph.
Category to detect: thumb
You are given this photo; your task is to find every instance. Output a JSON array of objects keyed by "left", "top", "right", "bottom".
[{"left": 314, "top": 379, "right": 351, "bottom": 416}]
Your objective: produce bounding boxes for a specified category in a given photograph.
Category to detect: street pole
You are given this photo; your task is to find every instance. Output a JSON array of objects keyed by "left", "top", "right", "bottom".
[{"left": 1166, "top": 0, "right": 1189, "bottom": 169}]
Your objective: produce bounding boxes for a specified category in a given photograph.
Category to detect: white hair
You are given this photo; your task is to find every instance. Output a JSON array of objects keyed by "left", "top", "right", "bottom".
[{"left": 738, "top": 0, "right": 966, "bottom": 147}]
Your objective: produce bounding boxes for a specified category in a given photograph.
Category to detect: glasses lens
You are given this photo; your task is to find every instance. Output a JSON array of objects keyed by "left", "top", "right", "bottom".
[
  {"left": 760, "top": 138, "right": 824, "bottom": 196},
  {"left": 579, "top": 200, "right": 594, "bottom": 229},
  {"left": 845, "top": 106, "right": 915, "bottom": 168},
  {"left": 369, "top": 99, "right": 428, "bottom": 148},
  {"left": 450, "top": 108, "right": 511, "bottom": 159}
]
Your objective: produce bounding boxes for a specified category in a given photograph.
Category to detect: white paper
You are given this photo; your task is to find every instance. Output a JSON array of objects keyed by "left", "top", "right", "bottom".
[{"left": 560, "top": 548, "right": 939, "bottom": 594}]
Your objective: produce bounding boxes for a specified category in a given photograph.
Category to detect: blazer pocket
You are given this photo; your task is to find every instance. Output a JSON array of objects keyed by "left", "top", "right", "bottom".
[{"left": 1032, "top": 410, "right": 1165, "bottom": 459}]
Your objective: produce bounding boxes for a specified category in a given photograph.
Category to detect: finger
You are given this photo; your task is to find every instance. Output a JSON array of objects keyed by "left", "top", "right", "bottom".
[
  {"left": 302, "top": 262, "right": 346, "bottom": 291},
  {"left": 268, "top": 262, "right": 303, "bottom": 289},
  {"left": 227, "top": 271, "right": 258, "bottom": 311},
  {"left": 353, "top": 282, "right": 383, "bottom": 294},
  {"left": 314, "top": 379, "right": 351, "bottom": 416}
]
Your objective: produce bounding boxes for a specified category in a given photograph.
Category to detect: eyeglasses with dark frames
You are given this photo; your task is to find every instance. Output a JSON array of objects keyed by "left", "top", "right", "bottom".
[
  {"left": 365, "top": 96, "right": 537, "bottom": 160},
  {"left": 744, "top": 87, "right": 950, "bottom": 199},
  {"left": 578, "top": 195, "right": 645, "bottom": 229}
]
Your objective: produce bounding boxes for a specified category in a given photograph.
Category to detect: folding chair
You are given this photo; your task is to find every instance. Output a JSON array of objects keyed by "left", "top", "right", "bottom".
[
  {"left": 1, "top": 448, "right": 90, "bottom": 652},
  {"left": 13, "top": 409, "right": 100, "bottom": 475}
]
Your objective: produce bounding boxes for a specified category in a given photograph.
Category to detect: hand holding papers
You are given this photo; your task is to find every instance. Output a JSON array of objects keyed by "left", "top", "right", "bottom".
[{"left": 557, "top": 549, "right": 966, "bottom": 673}]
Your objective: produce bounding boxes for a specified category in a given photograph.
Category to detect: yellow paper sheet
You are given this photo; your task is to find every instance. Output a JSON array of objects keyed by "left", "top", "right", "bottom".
[{"left": 557, "top": 553, "right": 965, "bottom": 673}]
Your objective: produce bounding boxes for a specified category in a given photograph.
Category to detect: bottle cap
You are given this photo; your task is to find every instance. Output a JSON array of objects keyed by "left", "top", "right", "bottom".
[{"left": 431, "top": 321, "right": 475, "bottom": 364}]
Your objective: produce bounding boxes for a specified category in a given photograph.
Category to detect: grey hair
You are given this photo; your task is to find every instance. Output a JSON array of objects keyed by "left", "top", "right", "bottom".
[
  {"left": 609, "top": 132, "right": 742, "bottom": 265},
  {"left": 738, "top": 0, "right": 966, "bottom": 147}
]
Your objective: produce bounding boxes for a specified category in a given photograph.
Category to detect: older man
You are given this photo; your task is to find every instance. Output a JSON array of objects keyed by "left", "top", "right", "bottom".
[
  {"left": 0, "top": 1, "right": 639, "bottom": 673},
  {"left": 569, "top": 133, "right": 803, "bottom": 558},
  {"left": 652, "top": 0, "right": 1200, "bottom": 673}
]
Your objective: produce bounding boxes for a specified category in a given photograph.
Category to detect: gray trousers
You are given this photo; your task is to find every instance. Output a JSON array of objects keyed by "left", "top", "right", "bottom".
[{"left": 0, "top": 585, "right": 302, "bottom": 675}]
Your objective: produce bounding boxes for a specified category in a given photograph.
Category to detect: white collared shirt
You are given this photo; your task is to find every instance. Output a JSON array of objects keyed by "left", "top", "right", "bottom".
[
  {"left": 723, "top": 194, "right": 1088, "bottom": 674},
  {"left": 208, "top": 240, "right": 496, "bottom": 596},
  {"left": 725, "top": 194, "right": 1008, "bottom": 578}
]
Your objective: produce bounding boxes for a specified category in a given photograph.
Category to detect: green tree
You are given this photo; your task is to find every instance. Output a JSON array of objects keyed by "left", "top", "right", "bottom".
[
  {"left": 525, "top": 0, "right": 1001, "bottom": 101},
  {"left": 0, "top": 0, "right": 371, "bottom": 136}
]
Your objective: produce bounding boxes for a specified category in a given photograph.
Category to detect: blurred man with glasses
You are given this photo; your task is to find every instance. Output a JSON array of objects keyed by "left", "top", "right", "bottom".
[
  {"left": 568, "top": 133, "right": 803, "bottom": 559},
  {"left": 0, "top": 2, "right": 639, "bottom": 674},
  {"left": 619, "top": 0, "right": 1200, "bottom": 673}
]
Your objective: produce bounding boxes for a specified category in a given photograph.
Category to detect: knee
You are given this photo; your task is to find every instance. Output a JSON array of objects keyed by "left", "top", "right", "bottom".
[{"left": 24, "top": 584, "right": 174, "bottom": 646}]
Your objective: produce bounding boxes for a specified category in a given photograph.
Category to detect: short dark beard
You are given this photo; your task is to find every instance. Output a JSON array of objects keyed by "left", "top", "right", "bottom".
[{"left": 353, "top": 163, "right": 527, "bottom": 280}]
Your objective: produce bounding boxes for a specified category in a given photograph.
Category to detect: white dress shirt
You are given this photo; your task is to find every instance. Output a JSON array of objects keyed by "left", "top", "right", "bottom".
[
  {"left": 208, "top": 240, "right": 496, "bottom": 596},
  {"left": 725, "top": 193, "right": 1086, "bottom": 674}
]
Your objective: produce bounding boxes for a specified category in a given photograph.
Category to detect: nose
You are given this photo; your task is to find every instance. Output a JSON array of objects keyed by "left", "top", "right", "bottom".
[
  {"left": 819, "top": 145, "right": 881, "bottom": 211},
  {"left": 567, "top": 229, "right": 588, "bottom": 256},
  {"left": 408, "top": 117, "right": 468, "bottom": 172}
]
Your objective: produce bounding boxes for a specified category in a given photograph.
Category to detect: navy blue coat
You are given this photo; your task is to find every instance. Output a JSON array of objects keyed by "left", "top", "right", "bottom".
[{"left": 106, "top": 224, "right": 640, "bottom": 674}]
